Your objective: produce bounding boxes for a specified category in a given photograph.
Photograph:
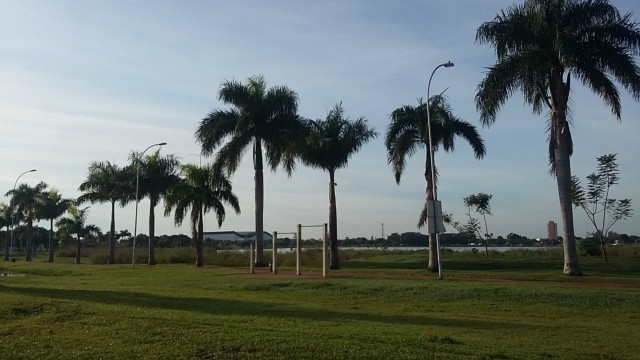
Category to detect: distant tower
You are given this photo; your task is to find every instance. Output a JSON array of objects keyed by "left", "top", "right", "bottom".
[
  {"left": 547, "top": 221, "right": 558, "bottom": 241},
  {"left": 381, "top": 222, "right": 385, "bottom": 240}
]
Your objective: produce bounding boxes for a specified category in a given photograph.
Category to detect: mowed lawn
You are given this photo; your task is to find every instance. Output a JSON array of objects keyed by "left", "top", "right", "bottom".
[{"left": 1, "top": 249, "right": 639, "bottom": 360}]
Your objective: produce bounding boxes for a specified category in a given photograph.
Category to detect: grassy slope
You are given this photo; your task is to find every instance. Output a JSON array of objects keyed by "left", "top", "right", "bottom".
[{"left": 1, "top": 248, "right": 639, "bottom": 360}]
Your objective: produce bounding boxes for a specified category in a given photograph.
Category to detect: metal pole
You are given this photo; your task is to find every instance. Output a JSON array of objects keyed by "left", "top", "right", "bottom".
[
  {"left": 132, "top": 142, "right": 166, "bottom": 267},
  {"left": 296, "top": 224, "right": 302, "bottom": 275},
  {"left": 8, "top": 169, "right": 37, "bottom": 260},
  {"left": 272, "top": 231, "right": 278, "bottom": 274},
  {"left": 426, "top": 61, "right": 454, "bottom": 280},
  {"left": 323, "top": 223, "right": 328, "bottom": 278},
  {"left": 249, "top": 241, "right": 255, "bottom": 274}
]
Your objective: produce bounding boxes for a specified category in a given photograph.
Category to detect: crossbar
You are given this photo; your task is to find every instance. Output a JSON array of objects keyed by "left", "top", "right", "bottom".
[{"left": 301, "top": 225, "right": 323, "bottom": 228}]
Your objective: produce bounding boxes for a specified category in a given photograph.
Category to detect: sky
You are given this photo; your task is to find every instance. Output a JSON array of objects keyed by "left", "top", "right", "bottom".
[{"left": 1, "top": 0, "right": 639, "bottom": 241}]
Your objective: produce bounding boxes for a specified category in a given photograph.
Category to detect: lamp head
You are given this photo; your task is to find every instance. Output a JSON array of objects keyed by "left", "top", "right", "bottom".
[
  {"left": 444, "top": 61, "right": 454, "bottom": 68},
  {"left": 29, "top": 169, "right": 37, "bottom": 172},
  {"left": 158, "top": 142, "right": 167, "bottom": 146}
]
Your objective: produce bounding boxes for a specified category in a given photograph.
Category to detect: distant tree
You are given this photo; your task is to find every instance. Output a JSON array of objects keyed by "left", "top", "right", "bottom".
[
  {"left": 6, "top": 182, "right": 48, "bottom": 261},
  {"left": 195, "top": 75, "right": 305, "bottom": 266},
  {"left": 36, "top": 190, "right": 73, "bottom": 262},
  {"left": 571, "top": 154, "right": 633, "bottom": 262},
  {"left": 463, "top": 193, "right": 494, "bottom": 256},
  {"left": 386, "top": 95, "right": 486, "bottom": 271},
  {"left": 78, "top": 161, "right": 134, "bottom": 264},
  {"left": 56, "top": 206, "right": 100, "bottom": 264},
  {"left": 297, "top": 103, "right": 377, "bottom": 269},
  {"left": 132, "top": 150, "right": 180, "bottom": 265},
  {"left": 164, "top": 164, "right": 240, "bottom": 267},
  {"left": 476, "top": 0, "right": 640, "bottom": 275}
]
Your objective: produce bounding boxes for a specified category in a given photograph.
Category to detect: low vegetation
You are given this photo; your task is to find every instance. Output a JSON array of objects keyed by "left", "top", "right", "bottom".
[{"left": 1, "top": 247, "right": 639, "bottom": 359}]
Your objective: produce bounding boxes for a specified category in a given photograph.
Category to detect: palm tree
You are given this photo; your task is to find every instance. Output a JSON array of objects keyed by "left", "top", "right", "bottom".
[
  {"left": 195, "top": 75, "right": 305, "bottom": 266},
  {"left": 134, "top": 150, "right": 180, "bottom": 265},
  {"left": 164, "top": 164, "right": 240, "bottom": 267},
  {"left": 6, "top": 182, "right": 48, "bottom": 261},
  {"left": 36, "top": 190, "right": 73, "bottom": 262},
  {"left": 78, "top": 161, "right": 134, "bottom": 264},
  {"left": 386, "top": 95, "right": 486, "bottom": 271},
  {"left": 56, "top": 206, "right": 100, "bottom": 264},
  {"left": 298, "top": 103, "right": 377, "bottom": 269},
  {"left": 476, "top": 0, "right": 640, "bottom": 275},
  {"left": 1, "top": 203, "right": 9, "bottom": 261}
]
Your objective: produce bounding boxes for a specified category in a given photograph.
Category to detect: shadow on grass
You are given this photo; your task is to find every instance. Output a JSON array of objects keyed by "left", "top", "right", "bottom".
[{"left": 0, "top": 284, "right": 525, "bottom": 331}]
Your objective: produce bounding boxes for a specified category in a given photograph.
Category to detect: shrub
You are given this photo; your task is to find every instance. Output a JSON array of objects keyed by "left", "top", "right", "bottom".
[{"left": 577, "top": 238, "right": 601, "bottom": 256}]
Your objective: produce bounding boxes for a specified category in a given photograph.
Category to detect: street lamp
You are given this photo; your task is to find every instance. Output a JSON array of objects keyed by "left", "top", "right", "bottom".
[
  {"left": 7, "top": 169, "right": 37, "bottom": 261},
  {"left": 132, "top": 142, "right": 166, "bottom": 266},
  {"left": 426, "top": 61, "right": 454, "bottom": 279}
]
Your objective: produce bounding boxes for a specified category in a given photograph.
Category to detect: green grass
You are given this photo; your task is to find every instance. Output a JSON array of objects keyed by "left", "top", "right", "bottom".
[{"left": 1, "top": 248, "right": 639, "bottom": 359}]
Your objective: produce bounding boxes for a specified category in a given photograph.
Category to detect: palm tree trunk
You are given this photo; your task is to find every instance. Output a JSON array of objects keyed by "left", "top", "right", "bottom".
[
  {"left": 328, "top": 170, "right": 340, "bottom": 269},
  {"left": 196, "top": 207, "right": 204, "bottom": 267},
  {"left": 25, "top": 220, "right": 33, "bottom": 261},
  {"left": 109, "top": 201, "right": 116, "bottom": 264},
  {"left": 254, "top": 138, "right": 266, "bottom": 266},
  {"left": 554, "top": 105, "right": 582, "bottom": 275},
  {"left": 75, "top": 235, "right": 81, "bottom": 264},
  {"left": 47, "top": 219, "right": 54, "bottom": 262},
  {"left": 148, "top": 200, "right": 156, "bottom": 265}
]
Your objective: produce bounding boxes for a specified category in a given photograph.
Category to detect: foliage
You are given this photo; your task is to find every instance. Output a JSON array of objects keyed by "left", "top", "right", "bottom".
[
  {"left": 463, "top": 193, "right": 493, "bottom": 256},
  {"left": 5, "top": 181, "right": 48, "bottom": 261},
  {"left": 164, "top": 164, "right": 240, "bottom": 267},
  {"left": 297, "top": 102, "right": 377, "bottom": 269},
  {"left": 131, "top": 149, "right": 180, "bottom": 265},
  {"left": 56, "top": 206, "right": 101, "bottom": 264},
  {"left": 195, "top": 75, "right": 305, "bottom": 266},
  {"left": 476, "top": 0, "right": 640, "bottom": 276},
  {"left": 386, "top": 95, "right": 485, "bottom": 271},
  {"left": 78, "top": 161, "right": 134, "bottom": 264},
  {"left": 572, "top": 153, "right": 633, "bottom": 262},
  {"left": 577, "top": 238, "right": 602, "bottom": 257},
  {"left": 36, "top": 189, "right": 73, "bottom": 262}
]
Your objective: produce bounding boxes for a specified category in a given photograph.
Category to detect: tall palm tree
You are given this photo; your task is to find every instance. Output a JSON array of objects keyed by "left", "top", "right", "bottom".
[
  {"left": 298, "top": 103, "right": 377, "bottom": 269},
  {"left": 195, "top": 75, "right": 305, "bottom": 266},
  {"left": 386, "top": 95, "right": 486, "bottom": 271},
  {"left": 6, "top": 182, "right": 48, "bottom": 261},
  {"left": 36, "top": 190, "right": 73, "bottom": 262},
  {"left": 56, "top": 206, "right": 100, "bottom": 264},
  {"left": 134, "top": 150, "right": 180, "bottom": 265},
  {"left": 476, "top": 0, "right": 640, "bottom": 275},
  {"left": 164, "top": 164, "right": 240, "bottom": 267},
  {"left": 78, "top": 161, "right": 134, "bottom": 264},
  {"left": 1, "top": 203, "right": 9, "bottom": 261}
]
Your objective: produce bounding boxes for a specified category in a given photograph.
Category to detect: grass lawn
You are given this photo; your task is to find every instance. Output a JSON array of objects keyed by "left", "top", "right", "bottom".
[{"left": 1, "top": 247, "right": 639, "bottom": 359}]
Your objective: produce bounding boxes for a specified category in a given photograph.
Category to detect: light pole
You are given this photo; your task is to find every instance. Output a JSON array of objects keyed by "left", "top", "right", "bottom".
[
  {"left": 132, "top": 142, "right": 166, "bottom": 266},
  {"left": 7, "top": 169, "right": 37, "bottom": 260},
  {"left": 426, "top": 61, "right": 454, "bottom": 279}
]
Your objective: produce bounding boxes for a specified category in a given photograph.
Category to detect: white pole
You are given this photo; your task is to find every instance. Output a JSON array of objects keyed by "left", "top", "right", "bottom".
[
  {"left": 272, "top": 231, "right": 278, "bottom": 274},
  {"left": 323, "top": 223, "right": 328, "bottom": 278},
  {"left": 296, "top": 224, "right": 302, "bottom": 275}
]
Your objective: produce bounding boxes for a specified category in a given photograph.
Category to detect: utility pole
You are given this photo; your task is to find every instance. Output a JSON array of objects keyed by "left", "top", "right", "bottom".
[{"left": 381, "top": 222, "right": 384, "bottom": 240}]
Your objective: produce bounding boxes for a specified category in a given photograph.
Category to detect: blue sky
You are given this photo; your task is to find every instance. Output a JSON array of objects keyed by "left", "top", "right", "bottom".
[{"left": 1, "top": 0, "right": 639, "bottom": 240}]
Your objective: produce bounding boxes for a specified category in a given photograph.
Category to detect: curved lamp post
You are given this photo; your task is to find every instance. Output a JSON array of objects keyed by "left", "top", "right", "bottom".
[
  {"left": 7, "top": 169, "right": 37, "bottom": 260},
  {"left": 426, "top": 61, "right": 454, "bottom": 279},
  {"left": 132, "top": 142, "right": 166, "bottom": 266}
]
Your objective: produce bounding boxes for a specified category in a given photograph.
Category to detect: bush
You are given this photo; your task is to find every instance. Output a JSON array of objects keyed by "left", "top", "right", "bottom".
[{"left": 577, "top": 238, "right": 601, "bottom": 256}]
